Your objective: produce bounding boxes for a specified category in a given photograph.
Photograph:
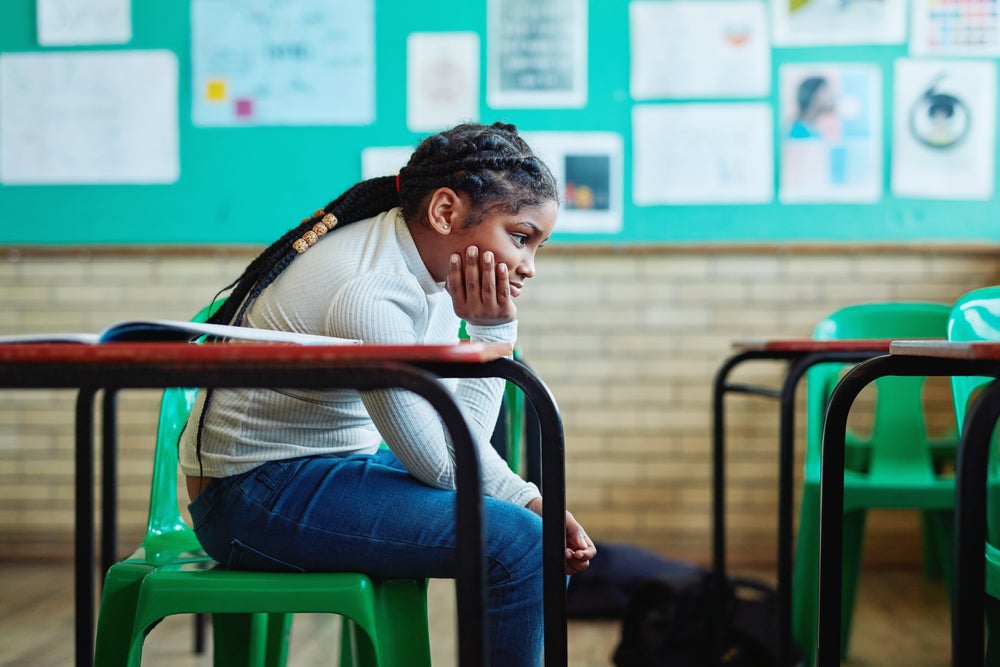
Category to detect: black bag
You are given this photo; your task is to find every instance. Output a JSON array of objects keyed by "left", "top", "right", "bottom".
[{"left": 612, "top": 571, "right": 801, "bottom": 667}]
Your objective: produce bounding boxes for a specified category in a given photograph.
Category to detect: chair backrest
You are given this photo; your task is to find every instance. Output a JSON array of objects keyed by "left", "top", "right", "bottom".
[
  {"left": 143, "top": 300, "right": 225, "bottom": 550},
  {"left": 948, "top": 286, "right": 1000, "bottom": 428},
  {"left": 805, "top": 302, "right": 952, "bottom": 483}
]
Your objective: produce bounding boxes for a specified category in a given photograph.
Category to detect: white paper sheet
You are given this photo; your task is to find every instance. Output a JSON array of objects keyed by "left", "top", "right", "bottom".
[
  {"left": 630, "top": 1, "right": 770, "bottom": 100},
  {"left": 522, "top": 132, "right": 623, "bottom": 233},
  {"left": 36, "top": 0, "right": 131, "bottom": 46},
  {"left": 632, "top": 103, "right": 773, "bottom": 205},
  {"left": 487, "top": 0, "right": 587, "bottom": 108},
  {"left": 778, "top": 64, "right": 882, "bottom": 203},
  {"left": 911, "top": 0, "right": 1000, "bottom": 56},
  {"left": 891, "top": 59, "right": 997, "bottom": 200},
  {"left": 407, "top": 33, "right": 480, "bottom": 132},
  {"left": 360, "top": 146, "right": 415, "bottom": 181},
  {"left": 0, "top": 51, "right": 178, "bottom": 185},
  {"left": 772, "top": 0, "right": 906, "bottom": 46},
  {"left": 191, "top": 0, "right": 375, "bottom": 126}
]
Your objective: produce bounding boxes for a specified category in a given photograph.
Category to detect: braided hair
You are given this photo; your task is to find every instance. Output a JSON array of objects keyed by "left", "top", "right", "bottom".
[{"left": 194, "top": 122, "right": 558, "bottom": 472}]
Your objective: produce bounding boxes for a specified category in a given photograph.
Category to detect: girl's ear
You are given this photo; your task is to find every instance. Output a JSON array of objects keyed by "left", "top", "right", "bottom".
[{"left": 425, "top": 187, "right": 463, "bottom": 235}]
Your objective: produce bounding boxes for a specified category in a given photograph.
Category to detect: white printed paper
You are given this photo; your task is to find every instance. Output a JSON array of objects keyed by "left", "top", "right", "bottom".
[
  {"left": 772, "top": 0, "right": 906, "bottom": 46},
  {"left": 37, "top": 0, "right": 131, "bottom": 46},
  {"left": 911, "top": 0, "right": 1000, "bottom": 56},
  {"left": 630, "top": 1, "right": 770, "bottom": 100},
  {"left": 779, "top": 64, "right": 882, "bottom": 203},
  {"left": 192, "top": 0, "right": 375, "bottom": 126},
  {"left": 0, "top": 51, "right": 179, "bottom": 185},
  {"left": 407, "top": 33, "right": 480, "bottom": 132},
  {"left": 360, "top": 146, "right": 414, "bottom": 181},
  {"left": 632, "top": 104, "right": 773, "bottom": 205},
  {"left": 487, "top": 0, "right": 587, "bottom": 108},
  {"left": 892, "top": 59, "right": 997, "bottom": 200},
  {"left": 522, "top": 132, "right": 623, "bottom": 233}
]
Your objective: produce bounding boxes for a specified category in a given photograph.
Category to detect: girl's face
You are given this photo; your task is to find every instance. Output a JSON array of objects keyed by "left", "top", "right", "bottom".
[{"left": 453, "top": 200, "right": 558, "bottom": 296}]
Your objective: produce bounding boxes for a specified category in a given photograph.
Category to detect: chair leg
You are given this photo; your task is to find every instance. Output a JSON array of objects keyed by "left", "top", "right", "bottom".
[
  {"left": 340, "top": 618, "right": 379, "bottom": 667},
  {"left": 94, "top": 564, "right": 149, "bottom": 667},
  {"left": 211, "top": 613, "right": 266, "bottom": 667},
  {"left": 264, "top": 613, "right": 293, "bottom": 667},
  {"left": 986, "top": 595, "right": 1000, "bottom": 667}
]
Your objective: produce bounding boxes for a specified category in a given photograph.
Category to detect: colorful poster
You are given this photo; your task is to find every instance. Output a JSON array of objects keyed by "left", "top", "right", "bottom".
[
  {"left": 407, "top": 33, "right": 480, "bottom": 132},
  {"left": 630, "top": 1, "right": 770, "bottom": 100},
  {"left": 891, "top": 59, "right": 997, "bottom": 200},
  {"left": 487, "top": 0, "right": 587, "bottom": 108},
  {"left": 191, "top": 0, "right": 374, "bottom": 127},
  {"left": 779, "top": 64, "right": 882, "bottom": 203},
  {"left": 632, "top": 103, "right": 774, "bottom": 205},
  {"left": 0, "top": 51, "right": 178, "bottom": 185},
  {"left": 911, "top": 0, "right": 1000, "bottom": 56},
  {"left": 522, "top": 132, "right": 623, "bottom": 233},
  {"left": 772, "top": 0, "right": 906, "bottom": 46}
]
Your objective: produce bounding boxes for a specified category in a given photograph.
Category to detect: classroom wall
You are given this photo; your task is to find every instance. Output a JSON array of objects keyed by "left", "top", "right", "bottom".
[{"left": 3, "top": 246, "right": 997, "bottom": 566}]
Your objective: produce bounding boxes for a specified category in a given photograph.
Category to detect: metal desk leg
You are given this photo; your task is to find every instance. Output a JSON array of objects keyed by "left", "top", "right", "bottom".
[
  {"left": 100, "top": 389, "right": 118, "bottom": 579},
  {"left": 954, "top": 379, "right": 1000, "bottom": 667},
  {"left": 75, "top": 388, "right": 97, "bottom": 667}
]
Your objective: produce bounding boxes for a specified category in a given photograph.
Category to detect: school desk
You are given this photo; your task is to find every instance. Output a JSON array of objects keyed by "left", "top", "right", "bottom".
[
  {"left": 0, "top": 341, "right": 568, "bottom": 667},
  {"left": 816, "top": 341, "right": 1000, "bottom": 667},
  {"left": 713, "top": 339, "right": 895, "bottom": 667}
]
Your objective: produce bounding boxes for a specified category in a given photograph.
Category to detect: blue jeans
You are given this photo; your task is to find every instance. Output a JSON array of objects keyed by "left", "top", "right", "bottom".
[{"left": 189, "top": 450, "right": 543, "bottom": 666}]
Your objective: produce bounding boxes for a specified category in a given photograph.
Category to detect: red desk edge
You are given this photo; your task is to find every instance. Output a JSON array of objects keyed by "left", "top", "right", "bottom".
[
  {"left": 890, "top": 339, "right": 1000, "bottom": 360},
  {"left": 732, "top": 338, "right": 898, "bottom": 353}
]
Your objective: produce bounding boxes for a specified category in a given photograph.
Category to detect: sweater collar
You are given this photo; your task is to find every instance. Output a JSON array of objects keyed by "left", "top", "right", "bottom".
[{"left": 393, "top": 208, "right": 444, "bottom": 296}]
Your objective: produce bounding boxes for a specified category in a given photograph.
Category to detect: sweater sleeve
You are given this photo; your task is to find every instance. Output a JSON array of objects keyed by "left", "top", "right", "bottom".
[{"left": 328, "top": 274, "right": 540, "bottom": 506}]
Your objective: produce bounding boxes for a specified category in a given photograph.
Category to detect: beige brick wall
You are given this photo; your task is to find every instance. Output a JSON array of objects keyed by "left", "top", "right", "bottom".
[{"left": 1, "top": 245, "right": 998, "bottom": 567}]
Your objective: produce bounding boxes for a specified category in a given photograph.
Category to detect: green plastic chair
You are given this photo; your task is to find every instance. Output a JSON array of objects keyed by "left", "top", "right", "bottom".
[
  {"left": 948, "top": 285, "right": 1000, "bottom": 665},
  {"left": 93, "top": 302, "right": 432, "bottom": 666},
  {"left": 792, "top": 302, "right": 957, "bottom": 666}
]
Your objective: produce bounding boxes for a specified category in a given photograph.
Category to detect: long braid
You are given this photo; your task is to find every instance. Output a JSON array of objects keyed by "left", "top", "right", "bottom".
[{"left": 193, "top": 122, "right": 557, "bottom": 475}]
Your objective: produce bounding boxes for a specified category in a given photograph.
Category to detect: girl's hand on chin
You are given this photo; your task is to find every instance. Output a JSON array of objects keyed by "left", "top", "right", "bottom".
[{"left": 446, "top": 245, "right": 517, "bottom": 326}]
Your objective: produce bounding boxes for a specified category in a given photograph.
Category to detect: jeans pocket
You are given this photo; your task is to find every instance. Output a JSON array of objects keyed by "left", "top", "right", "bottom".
[{"left": 226, "top": 538, "right": 305, "bottom": 572}]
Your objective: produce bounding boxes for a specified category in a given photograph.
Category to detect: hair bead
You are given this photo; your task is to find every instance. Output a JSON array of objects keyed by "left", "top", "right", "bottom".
[
  {"left": 303, "top": 230, "right": 318, "bottom": 246},
  {"left": 312, "top": 222, "right": 328, "bottom": 237},
  {"left": 322, "top": 213, "right": 338, "bottom": 228},
  {"left": 292, "top": 238, "right": 309, "bottom": 254}
]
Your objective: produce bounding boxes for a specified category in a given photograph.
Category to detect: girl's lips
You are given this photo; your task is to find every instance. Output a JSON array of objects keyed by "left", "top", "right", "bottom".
[{"left": 509, "top": 283, "right": 523, "bottom": 297}]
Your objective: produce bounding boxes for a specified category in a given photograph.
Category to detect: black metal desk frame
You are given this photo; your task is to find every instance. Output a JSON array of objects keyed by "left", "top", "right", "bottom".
[
  {"left": 0, "top": 346, "right": 567, "bottom": 667},
  {"left": 817, "top": 353, "right": 1000, "bottom": 667},
  {"left": 713, "top": 346, "right": 891, "bottom": 667}
]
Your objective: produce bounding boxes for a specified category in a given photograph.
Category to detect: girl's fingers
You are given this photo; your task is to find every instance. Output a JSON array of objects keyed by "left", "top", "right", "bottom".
[
  {"left": 481, "top": 251, "right": 496, "bottom": 303},
  {"left": 464, "top": 246, "right": 479, "bottom": 299},
  {"left": 447, "top": 253, "right": 464, "bottom": 301}
]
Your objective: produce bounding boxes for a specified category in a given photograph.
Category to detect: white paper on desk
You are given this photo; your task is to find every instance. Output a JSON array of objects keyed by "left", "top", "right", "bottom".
[
  {"left": 911, "top": 0, "right": 1000, "bottom": 57},
  {"left": 891, "top": 59, "right": 997, "bottom": 200},
  {"left": 772, "top": 0, "right": 906, "bottom": 46},
  {"left": 632, "top": 103, "right": 773, "bottom": 205},
  {"left": 37, "top": 0, "right": 131, "bottom": 46},
  {"left": 0, "top": 50, "right": 178, "bottom": 185},
  {"left": 407, "top": 32, "right": 480, "bottom": 132},
  {"left": 630, "top": 1, "right": 770, "bottom": 100}
]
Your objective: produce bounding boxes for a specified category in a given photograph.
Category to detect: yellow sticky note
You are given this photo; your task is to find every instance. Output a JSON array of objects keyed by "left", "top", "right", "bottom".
[{"left": 206, "top": 79, "right": 227, "bottom": 102}]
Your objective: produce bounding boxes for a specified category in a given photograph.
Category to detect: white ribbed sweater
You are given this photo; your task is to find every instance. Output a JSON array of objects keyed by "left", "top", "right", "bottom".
[{"left": 178, "top": 208, "right": 540, "bottom": 506}]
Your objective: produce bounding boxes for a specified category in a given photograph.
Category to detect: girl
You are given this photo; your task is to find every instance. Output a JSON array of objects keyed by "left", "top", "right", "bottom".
[{"left": 178, "top": 122, "right": 596, "bottom": 665}]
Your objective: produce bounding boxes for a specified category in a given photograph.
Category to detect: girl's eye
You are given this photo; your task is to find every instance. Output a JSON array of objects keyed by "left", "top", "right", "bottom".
[{"left": 510, "top": 233, "right": 528, "bottom": 247}]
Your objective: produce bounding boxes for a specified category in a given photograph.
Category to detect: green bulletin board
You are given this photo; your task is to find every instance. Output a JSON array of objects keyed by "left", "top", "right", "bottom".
[{"left": 0, "top": 0, "right": 998, "bottom": 245}]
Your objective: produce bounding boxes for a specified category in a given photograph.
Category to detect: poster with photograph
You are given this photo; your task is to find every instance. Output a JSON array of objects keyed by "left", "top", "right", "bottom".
[
  {"left": 891, "top": 59, "right": 997, "bottom": 200},
  {"left": 487, "top": 0, "right": 587, "bottom": 108},
  {"left": 630, "top": 1, "right": 770, "bottom": 100},
  {"left": 191, "top": 0, "right": 374, "bottom": 127},
  {"left": 772, "top": 0, "right": 906, "bottom": 46},
  {"left": 911, "top": 0, "right": 1000, "bottom": 56},
  {"left": 407, "top": 33, "right": 480, "bottom": 132},
  {"left": 632, "top": 103, "right": 773, "bottom": 205},
  {"left": 360, "top": 146, "right": 413, "bottom": 181},
  {"left": 778, "top": 64, "right": 882, "bottom": 203},
  {"left": 522, "top": 132, "right": 623, "bottom": 233}
]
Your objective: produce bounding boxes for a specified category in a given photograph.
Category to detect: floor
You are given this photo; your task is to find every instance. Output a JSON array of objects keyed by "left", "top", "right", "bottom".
[{"left": 0, "top": 562, "right": 951, "bottom": 666}]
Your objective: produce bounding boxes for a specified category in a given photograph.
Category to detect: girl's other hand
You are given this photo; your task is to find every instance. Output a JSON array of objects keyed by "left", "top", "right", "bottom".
[
  {"left": 446, "top": 245, "right": 517, "bottom": 326},
  {"left": 526, "top": 498, "right": 597, "bottom": 575}
]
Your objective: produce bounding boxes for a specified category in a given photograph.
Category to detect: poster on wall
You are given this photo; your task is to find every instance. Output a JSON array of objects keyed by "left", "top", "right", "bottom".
[
  {"left": 778, "top": 64, "right": 882, "bottom": 203},
  {"left": 0, "top": 51, "right": 178, "bottom": 185},
  {"left": 487, "top": 0, "right": 587, "bottom": 108},
  {"left": 629, "top": 0, "right": 770, "bottom": 100},
  {"left": 632, "top": 103, "right": 774, "bottom": 205},
  {"left": 911, "top": 0, "right": 1000, "bottom": 56},
  {"left": 522, "top": 132, "right": 623, "bottom": 233},
  {"left": 360, "top": 146, "right": 414, "bottom": 180},
  {"left": 407, "top": 32, "right": 480, "bottom": 132},
  {"left": 771, "top": 0, "right": 906, "bottom": 46},
  {"left": 891, "top": 59, "right": 997, "bottom": 200},
  {"left": 191, "top": 0, "right": 374, "bottom": 127},
  {"left": 36, "top": 0, "right": 131, "bottom": 46}
]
